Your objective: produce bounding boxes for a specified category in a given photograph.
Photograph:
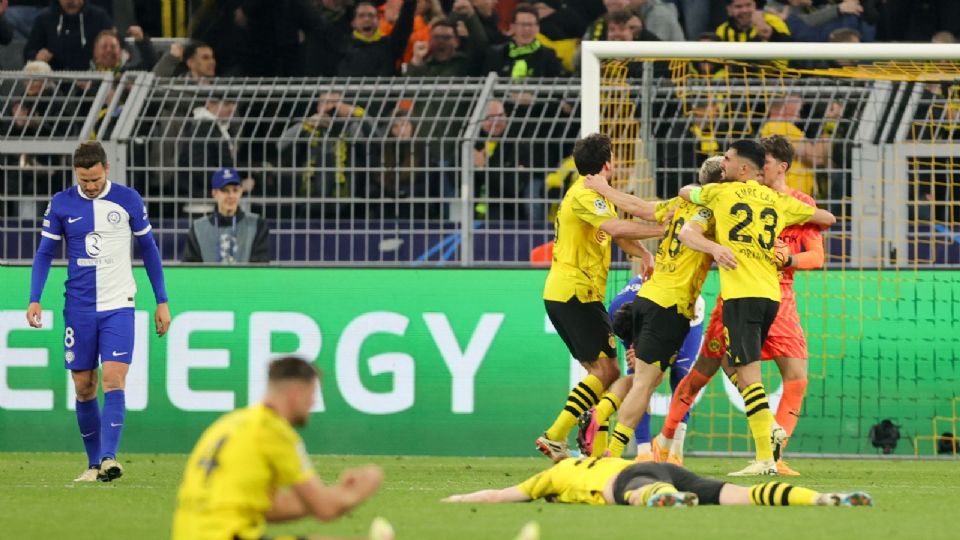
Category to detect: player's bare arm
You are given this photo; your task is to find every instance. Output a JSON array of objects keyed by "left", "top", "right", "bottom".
[
  {"left": 806, "top": 208, "right": 836, "bottom": 228},
  {"left": 583, "top": 174, "right": 658, "bottom": 221},
  {"left": 290, "top": 465, "right": 384, "bottom": 521},
  {"left": 442, "top": 486, "right": 531, "bottom": 503},
  {"left": 679, "top": 221, "right": 737, "bottom": 270},
  {"left": 615, "top": 238, "right": 655, "bottom": 280},
  {"left": 26, "top": 302, "right": 42, "bottom": 328},
  {"left": 155, "top": 302, "right": 171, "bottom": 337},
  {"left": 600, "top": 218, "right": 664, "bottom": 240},
  {"left": 677, "top": 185, "right": 696, "bottom": 202}
]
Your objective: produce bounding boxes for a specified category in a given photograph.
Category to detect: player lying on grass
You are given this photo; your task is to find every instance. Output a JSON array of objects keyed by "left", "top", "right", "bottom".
[{"left": 443, "top": 457, "right": 872, "bottom": 508}]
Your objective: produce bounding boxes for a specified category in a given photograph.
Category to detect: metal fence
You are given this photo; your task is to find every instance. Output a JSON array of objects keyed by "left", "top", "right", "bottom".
[{"left": 2, "top": 71, "right": 959, "bottom": 266}]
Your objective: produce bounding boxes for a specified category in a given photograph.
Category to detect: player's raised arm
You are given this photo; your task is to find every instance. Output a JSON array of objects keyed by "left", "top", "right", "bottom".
[
  {"left": 679, "top": 221, "right": 737, "bottom": 270},
  {"left": 583, "top": 174, "right": 659, "bottom": 221}
]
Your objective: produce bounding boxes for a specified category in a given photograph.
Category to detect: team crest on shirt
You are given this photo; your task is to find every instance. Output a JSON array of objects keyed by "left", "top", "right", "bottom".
[
  {"left": 593, "top": 198, "right": 609, "bottom": 214},
  {"left": 107, "top": 211, "right": 122, "bottom": 225},
  {"left": 708, "top": 338, "right": 721, "bottom": 353},
  {"left": 65, "top": 351, "right": 75, "bottom": 363},
  {"left": 608, "top": 334, "right": 616, "bottom": 349},
  {"left": 85, "top": 232, "right": 103, "bottom": 257}
]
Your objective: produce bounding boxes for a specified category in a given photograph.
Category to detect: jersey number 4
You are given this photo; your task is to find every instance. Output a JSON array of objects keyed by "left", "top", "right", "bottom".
[{"left": 728, "top": 203, "right": 778, "bottom": 249}]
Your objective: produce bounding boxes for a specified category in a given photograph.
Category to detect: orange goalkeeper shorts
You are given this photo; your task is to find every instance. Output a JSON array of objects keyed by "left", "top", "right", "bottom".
[{"left": 699, "top": 287, "right": 808, "bottom": 361}]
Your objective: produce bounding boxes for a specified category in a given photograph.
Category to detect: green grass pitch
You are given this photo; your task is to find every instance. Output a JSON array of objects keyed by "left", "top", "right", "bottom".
[{"left": 0, "top": 453, "right": 955, "bottom": 539}]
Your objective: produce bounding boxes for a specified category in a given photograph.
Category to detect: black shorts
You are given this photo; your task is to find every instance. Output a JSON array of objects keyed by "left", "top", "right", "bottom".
[
  {"left": 631, "top": 297, "right": 690, "bottom": 372},
  {"left": 612, "top": 462, "right": 726, "bottom": 505},
  {"left": 722, "top": 297, "right": 780, "bottom": 366},
  {"left": 545, "top": 297, "right": 617, "bottom": 363}
]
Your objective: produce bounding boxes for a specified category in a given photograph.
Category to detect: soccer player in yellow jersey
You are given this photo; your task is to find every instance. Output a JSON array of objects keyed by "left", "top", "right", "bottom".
[
  {"left": 442, "top": 457, "right": 872, "bottom": 508},
  {"left": 538, "top": 133, "right": 664, "bottom": 461},
  {"left": 580, "top": 156, "right": 726, "bottom": 458},
  {"left": 172, "top": 356, "right": 388, "bottom": 540},
  {"left": 679, "top": 140, "right": 835, "bottom": 476}
]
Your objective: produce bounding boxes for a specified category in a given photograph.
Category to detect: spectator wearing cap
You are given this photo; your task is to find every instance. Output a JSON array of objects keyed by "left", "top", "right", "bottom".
[
  {"left": 23, "top": 0, "right": 114, "bottom": 71},
  {"left": 182, "top": 167, "right": 270, "bottom": 264}
]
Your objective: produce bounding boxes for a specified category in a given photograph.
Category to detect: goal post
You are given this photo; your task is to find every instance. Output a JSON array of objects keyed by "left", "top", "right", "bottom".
[{"left": 582, "top": 40, "right": 960, "bottom": 456}]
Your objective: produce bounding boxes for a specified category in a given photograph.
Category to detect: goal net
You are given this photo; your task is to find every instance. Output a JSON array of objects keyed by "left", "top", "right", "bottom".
[{"left": 583, "top": 41, "right": 960, "bottom": 456}]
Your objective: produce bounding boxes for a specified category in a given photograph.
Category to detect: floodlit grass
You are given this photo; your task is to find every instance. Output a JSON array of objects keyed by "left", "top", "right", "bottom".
[{"left": 0, "top": 453, "right": 955, "bottom": 539}]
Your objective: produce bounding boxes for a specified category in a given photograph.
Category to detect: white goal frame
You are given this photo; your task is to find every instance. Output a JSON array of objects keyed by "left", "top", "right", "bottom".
[
  {"left": 580, "top": 41, "right": 960, "bottom": 135},
  {"left": 580, "top": 41, "right": 960, "bottom": 267}
]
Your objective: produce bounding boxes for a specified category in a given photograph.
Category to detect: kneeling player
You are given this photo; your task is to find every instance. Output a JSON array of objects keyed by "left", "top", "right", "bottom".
[{"left": 443, "top": 457, "right": 872, "bottom": 508}]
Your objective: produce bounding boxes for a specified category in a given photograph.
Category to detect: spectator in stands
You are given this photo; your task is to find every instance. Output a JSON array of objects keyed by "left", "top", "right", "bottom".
[
  {"left": 531, "top": 1, "right": 583, "bottom": 73},
  {"left": 575, "top": 9, "right": 665, "bottom": 76},
  {"left": 406, "top": 5, "right": 488, "bottom": 76},
  {"left": 277, "top": 92, "right": 378, "bottom": 213},
  {"left": 824, "top": 27, "right": 861, "bottom": 68},
  {"left": 90, "top": 27, "right": 156, "bottom": 75},
  {"left": 759, "top": 95, "right": 837, "bottom": 196},
  {"left": 153, "top": 40, "right": 216, "bottom": 82},
  {"left": 473, "top": 99, "right": 537, "bottom": 221},
  {"left": 301, "top": 0, "right": 354, "bottom": 76},
  {"left": 687, "top": 32, "right": 727, "bottom": 77},
  {"left": 177, "top": 93, "right": 243, "bottom": 199},
  {"left": 765, "top": 0, "right": 876, "bottom": 42},
  {"left": 678, "top": 0, "right": 712, "bottom": 40},
  {"left": 716, "top": 0, "right": 790, "bottom": 42},
  {"left": 630, "top": 0, "right": 685, "bottom": 41},
  {"left": 1, "top": 0, "right": 14, "bottom": 45},
  {"left": 483, "top": 4, "right": 562, "bottom": 79},
  {"left": 23, "top": 0, "right": 113, "bottom": 70},
  {"left": 583, "top": 0, "right": 630, "bottom": 41},
  {"left": 3, "top": 0, "right": 47, "bottom": 40},
  {"left": 380, "top": 0, "right": 445, "bottom": 67},
  {"left": 8, "top": 59, "right": 59, "bottom": 136},
  {"left": 369, "top": 103, "right": 437, "bottom": 219},
  {"left": 183, "top": 167, "right": 270, "bottom": 264},
  {"left": 337, "top": 0, "right": 416, "bottom": 76},
  {"left": 472, "top": 0, "right": 506, "bottom": 44}
]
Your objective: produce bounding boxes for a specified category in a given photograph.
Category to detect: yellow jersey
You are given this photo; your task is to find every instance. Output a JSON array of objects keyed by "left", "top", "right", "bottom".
[
  {"left": 171, "top": 404, "right": 316, "bottom": 540},
  {"left": 543, "top": 177, "right": 618, "bottom": 303},
  {"left": 518, "top": 457, "right": 634, "bottom": 505},
  {"left": 639, "top": 197, "right": 715, "bottom": 319},
  {"left": 691, "top": 180, "right": 815, "bottom": 301},
  {"left": 759, "top": 121, "right": 816, "bottom": 195}
]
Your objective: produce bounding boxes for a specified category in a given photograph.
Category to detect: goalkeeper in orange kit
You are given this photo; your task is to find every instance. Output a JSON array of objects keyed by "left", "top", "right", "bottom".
[{"left": 654, "top": 135, "right": 825, "bottom": 475}]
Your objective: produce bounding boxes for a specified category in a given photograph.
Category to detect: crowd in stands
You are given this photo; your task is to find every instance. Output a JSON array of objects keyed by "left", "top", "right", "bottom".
[{"left": 2, "top": 1, "right": 960, "bottom": 78}]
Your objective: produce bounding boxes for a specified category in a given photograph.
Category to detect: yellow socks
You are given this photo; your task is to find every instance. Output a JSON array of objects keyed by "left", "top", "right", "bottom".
[
  {"left": 742, "top": 382, "right": 774, "bottom": 461},
  {"left": 749, "top": 482, "right": 819, "bottom": 506},
  {"left": 545, "top": 374, "right": 604, "bottom": 442},
  {"left": 625, "top": 482, "right": 678, "bottom": 506},
  {"left": 607, "top": 423, "right": 635, "bottom": 457},
  {"left": 590, "top": 392, "right": 622, "bottom": 457}
]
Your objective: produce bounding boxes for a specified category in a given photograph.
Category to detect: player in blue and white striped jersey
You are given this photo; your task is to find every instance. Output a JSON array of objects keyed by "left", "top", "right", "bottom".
[{"left": 26, "top": 142, "right": 170, "bottom": 482}]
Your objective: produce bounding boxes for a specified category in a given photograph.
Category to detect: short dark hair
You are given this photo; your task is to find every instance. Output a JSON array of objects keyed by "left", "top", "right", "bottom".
[
  {"left": 612, "top": 304, "right": 634, "bottom": 345},
  {"left": 182, "top": 40, "right": 211, "bottom": 62},
  {"left": 761, "top": 135, "right": 795, "bottom": 170},
  {"left": 729, "top": 139, "right": 765, "bottom": 170},
  {"left": 573, "top": 133, "right": 612, "bottom": 175},
  {"left": 74, "top": 141, "right": 108, "bottom": 169},
  {"left": 432, "top": 19, "right": 458, "bottom": 35},
  {"left": 268, "top": 356, "right": 321, "bottom": 383},
  {"left": 606, "top": 9, "right": 638, "bottom": 27},
  {"left": 513, "top": 3, "right": 539, "bottom": 23}
]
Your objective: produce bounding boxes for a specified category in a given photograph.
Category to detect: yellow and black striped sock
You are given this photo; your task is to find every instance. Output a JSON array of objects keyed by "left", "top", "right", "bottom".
[
  {"left": 545, "top": 375, "right": 604, "bottom": 442},
  {"left": 590, "top": 392, "right": 622, "bottom": 457},
  {"left": 624, "top": 481, "right": 678, "bottom": 505},
  {"left": 607, "top": 423, "right": 635, "bottom": 457},
  {"left": 749, "top": 482, "right": 819, "bottom": 506},
  {"left": 741, "top": 382, "right": 774, "bottom": 461},
  {"left": 727, "top": 371, "right": 739, "bottom": 387}
]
